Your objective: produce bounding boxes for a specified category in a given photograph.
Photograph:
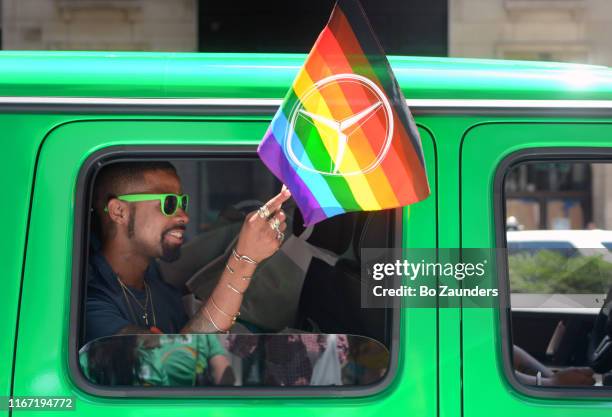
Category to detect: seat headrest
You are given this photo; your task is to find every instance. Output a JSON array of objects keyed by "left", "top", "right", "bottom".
[
  {"left": 292, "top": 208, "right": 360, "bottom": 255},
  {"left": 354, "top": 210, "right": 393, "bottom": 261}
]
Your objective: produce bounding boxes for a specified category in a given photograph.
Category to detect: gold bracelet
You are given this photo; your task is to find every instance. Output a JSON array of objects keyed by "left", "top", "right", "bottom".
[
  {"left": 204, "top": 305, "right": 228, "bottom": 334},
  {"left": 227, "top": 282, "right": 244, "bottom": 295},
  {"left": 210, "top": 296, "right": 240, "bottom": 322},
  {"left": 226, "top": 262, "right": 250, "bottom": 281},
  {"left": 232, "top": 248, "right": 258, "bottom": 265}
]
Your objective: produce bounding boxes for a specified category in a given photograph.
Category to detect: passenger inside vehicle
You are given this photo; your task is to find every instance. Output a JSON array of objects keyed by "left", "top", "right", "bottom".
[
  {"left": 80, "top": 159, "right": 393, "bottom": 387},
  {"left": 513, "top": 345, "right": 594, "bottom": 386},
  {"left": 85, "top": 161, "right": 290, "bottom": 343}
]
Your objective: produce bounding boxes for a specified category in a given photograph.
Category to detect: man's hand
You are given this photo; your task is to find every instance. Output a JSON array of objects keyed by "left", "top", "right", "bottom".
[
  {"left": 182, "top": 187, "right": 292, "bottom": 335},
  {"left": 234, "top": 186, "right": 291, "bottom": 263},
  {"left": 549, "top": 367, "right": 595, "bottom": 386}
]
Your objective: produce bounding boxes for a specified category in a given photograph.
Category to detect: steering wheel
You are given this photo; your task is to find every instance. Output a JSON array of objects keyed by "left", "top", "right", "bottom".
[{"left": 588, "top": 288, "right": 612, "bottom": 373}]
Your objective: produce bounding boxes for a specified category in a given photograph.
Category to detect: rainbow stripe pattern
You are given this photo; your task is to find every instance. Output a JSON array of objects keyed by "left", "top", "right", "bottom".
[{"left": 258, "top": 0, "right": 430, "bottom": 225}]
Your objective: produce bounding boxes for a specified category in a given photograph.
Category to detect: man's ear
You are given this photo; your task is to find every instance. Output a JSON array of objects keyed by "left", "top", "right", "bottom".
[{"left": 106, "top": 198, "right": 129, "bottom": 225}]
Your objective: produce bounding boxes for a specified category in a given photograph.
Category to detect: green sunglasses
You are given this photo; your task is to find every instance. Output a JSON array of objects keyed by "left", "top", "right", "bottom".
[{"left": 105, "top": 193, "right": 189, "bottom": 216}]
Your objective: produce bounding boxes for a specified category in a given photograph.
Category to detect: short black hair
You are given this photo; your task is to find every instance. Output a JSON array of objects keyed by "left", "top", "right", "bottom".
[{"left": 92, "top": 161, "right": 177, "bottom": 240}]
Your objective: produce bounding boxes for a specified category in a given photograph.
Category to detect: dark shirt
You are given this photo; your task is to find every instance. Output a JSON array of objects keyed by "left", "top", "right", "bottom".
[{"left": 85, "top": 252, "right": 188, "bottom": 345}]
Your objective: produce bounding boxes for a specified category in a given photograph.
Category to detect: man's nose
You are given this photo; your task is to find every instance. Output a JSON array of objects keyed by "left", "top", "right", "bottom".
[{"left": 175, "top": 207, "right": 189, "bottom": 224}]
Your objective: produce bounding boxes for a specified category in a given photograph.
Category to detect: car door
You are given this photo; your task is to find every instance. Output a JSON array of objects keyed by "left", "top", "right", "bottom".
[
  {"left": 461, "top": 122, "right": 612, "bottom": 416},
  {"left": 14, "top": 116, "right": 438, "bottom": 416},
  {"left": 0, "top": 113, "right": 66, "bottom": 416}
]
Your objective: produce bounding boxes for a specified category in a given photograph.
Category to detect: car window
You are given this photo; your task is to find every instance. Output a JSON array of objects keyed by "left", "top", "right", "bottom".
[
  {"left": 502, "top": 160, "right": 612, "bottom": 391},
  {"left": 79, "top": 155, "right": 396, "bottom": 394}
]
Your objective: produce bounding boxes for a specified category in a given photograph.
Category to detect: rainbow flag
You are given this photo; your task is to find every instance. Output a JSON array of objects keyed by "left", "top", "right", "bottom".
[{"left": 258, "top": 0, "right": 430, "bottom": 226}]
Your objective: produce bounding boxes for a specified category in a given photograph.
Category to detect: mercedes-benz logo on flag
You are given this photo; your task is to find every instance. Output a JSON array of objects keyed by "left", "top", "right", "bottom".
[
  {"left": 285, "top": 73, "right": 394, "bottom": 177},
  {"left": 258, "top": 0, "right": 430, "bottom": 226}
]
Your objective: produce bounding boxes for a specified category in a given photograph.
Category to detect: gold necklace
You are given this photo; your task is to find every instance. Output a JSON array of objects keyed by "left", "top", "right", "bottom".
[{"left": 117, "top": 276, "right": 157, "bottom": 327}]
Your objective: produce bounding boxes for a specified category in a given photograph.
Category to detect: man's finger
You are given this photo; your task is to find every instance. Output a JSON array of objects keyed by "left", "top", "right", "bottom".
[{"left": 265, "top": 186, "right": 292, "bottom": 213}]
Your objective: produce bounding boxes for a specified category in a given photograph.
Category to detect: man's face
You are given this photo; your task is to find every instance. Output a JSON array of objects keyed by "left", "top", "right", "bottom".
[{"left": 124, "top": 170, "right": 189, "bottom": 262}]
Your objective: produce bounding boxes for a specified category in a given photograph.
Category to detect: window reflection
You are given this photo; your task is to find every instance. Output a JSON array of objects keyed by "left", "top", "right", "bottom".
[{"left": 79, "top": 334, "right": 389, "bottom": 387}]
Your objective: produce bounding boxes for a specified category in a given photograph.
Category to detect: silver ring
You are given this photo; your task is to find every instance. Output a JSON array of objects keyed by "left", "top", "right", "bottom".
[
  {"left": 276, "top": 231, "right": 285, "bottom": 242},
  {"left": 270, "top": 217, "right": 281, "bottom": 231},
  {"left": 258, "top": 204, "right": 270, "bottom": 219}
]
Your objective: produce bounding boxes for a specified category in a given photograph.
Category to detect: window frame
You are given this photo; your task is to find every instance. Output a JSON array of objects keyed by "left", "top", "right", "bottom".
[
  {"left": 494, "top": 147, "right": 612, "bottom": 399},
  {"left": 70, "top": 144, "right": 402, "bottom": 398}
]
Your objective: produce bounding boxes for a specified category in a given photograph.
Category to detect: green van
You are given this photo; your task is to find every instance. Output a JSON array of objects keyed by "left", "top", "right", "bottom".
[{"left": 2, "top": 51, "right": 612, "bottom": 416}]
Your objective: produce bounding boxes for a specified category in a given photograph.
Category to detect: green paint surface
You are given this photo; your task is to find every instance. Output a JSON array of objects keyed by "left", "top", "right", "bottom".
[{"left": 2, "top": 51, "right": 612, "bottom": 416}]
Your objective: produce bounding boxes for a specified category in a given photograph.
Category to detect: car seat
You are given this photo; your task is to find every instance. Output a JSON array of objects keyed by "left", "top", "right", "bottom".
[{"left": 296, "top": 209, "right": 395, "bottom": 347}]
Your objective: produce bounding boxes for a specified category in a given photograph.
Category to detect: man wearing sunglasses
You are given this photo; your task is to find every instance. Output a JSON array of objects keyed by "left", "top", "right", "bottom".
[{"left": 86, "top": 161, "right": 290, "bottom": 344}]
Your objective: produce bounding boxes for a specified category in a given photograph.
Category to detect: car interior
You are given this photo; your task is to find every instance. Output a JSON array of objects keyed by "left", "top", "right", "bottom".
[
  {"left": 79, "top": 157, "right": 394, "bottom": 387},
  {"left": 505, "top": 160, "right": 612, "bottom": 387}
]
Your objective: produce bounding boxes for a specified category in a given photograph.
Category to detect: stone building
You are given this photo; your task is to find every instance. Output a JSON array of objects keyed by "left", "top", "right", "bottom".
[
  {"left": 0, "top": 0, "right": 448, "bottom": 55},
  {"left": 1, "top": 0, "right": 197, "bottom": 51},
  {"left": 3, "top": 0, "right": 612, "bottom": 229},
  {"left": 450, "top": 0, "right": 612, "bottom": 66},
  {"left": 3, "top": 0, "right": 611, "bottom": 65},
  {"left": 452, "top": 0, "right": 612, "bottom": 230}
]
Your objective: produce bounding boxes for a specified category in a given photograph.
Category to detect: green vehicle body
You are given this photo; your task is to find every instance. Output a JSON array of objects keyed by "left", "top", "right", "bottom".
[{"left": 2, "top": 51, "right": 612, "bottom": 416}]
